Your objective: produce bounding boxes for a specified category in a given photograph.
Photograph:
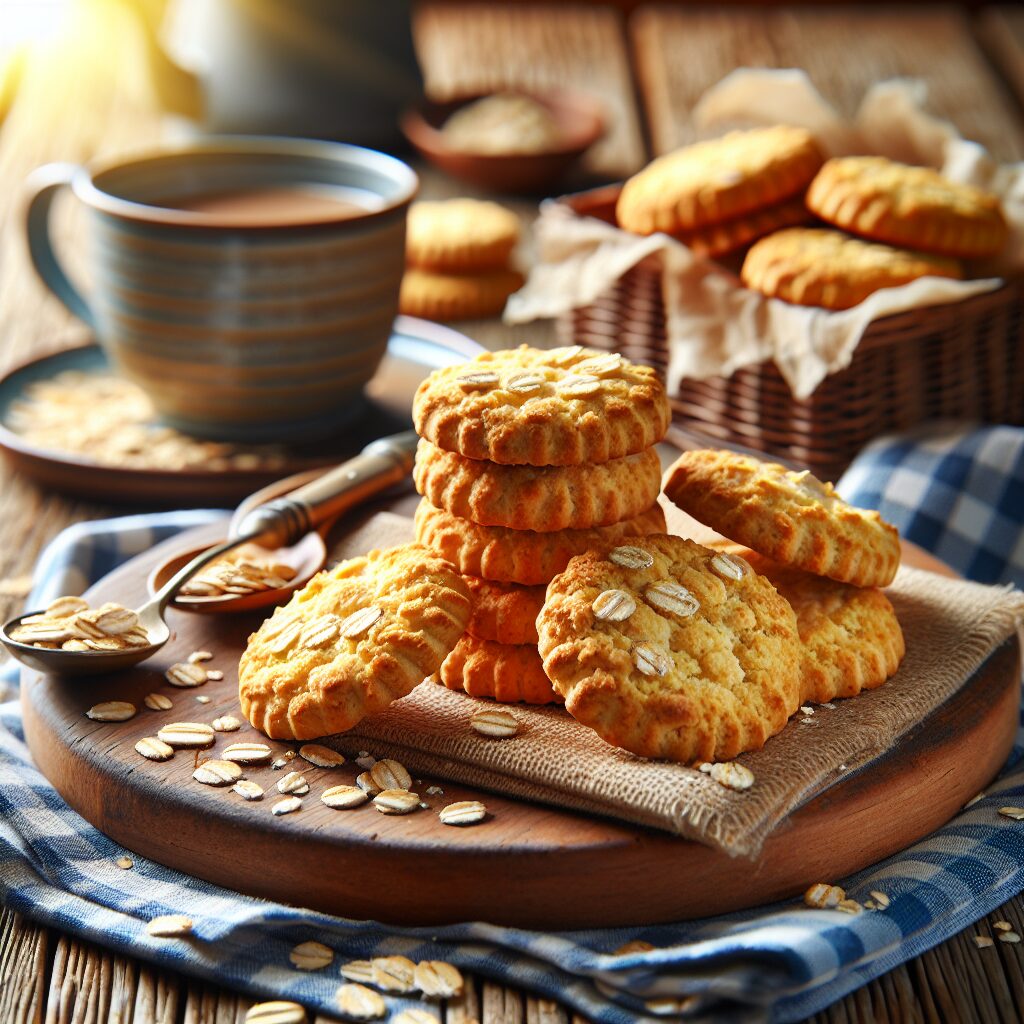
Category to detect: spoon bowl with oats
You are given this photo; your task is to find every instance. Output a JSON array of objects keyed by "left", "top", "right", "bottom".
[{"left": 1, "top": 432, "right": 418, "bottom": 676}]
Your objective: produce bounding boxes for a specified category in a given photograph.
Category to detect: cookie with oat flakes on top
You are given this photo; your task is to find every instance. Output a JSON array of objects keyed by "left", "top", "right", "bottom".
[
  {"left": 238, "top": 544, "right": 470, "bottom": 740},
  {"left": 412, "top": 345, "right": 670, "bottom": 466},
  {"left": 537, "top": 535, "right": 801, "bottom": 763},
  {"left": 414, "top": 499, "right": 667, "bottom": 585},
  {"left": 663, "top": 449, "right": 901, "bottom": 588},
  {"left": 413, "top": 438, "right": 662, "bottom": 532},
  {"left": 434, "top": 634, "right": 562, "bottom": 705}
]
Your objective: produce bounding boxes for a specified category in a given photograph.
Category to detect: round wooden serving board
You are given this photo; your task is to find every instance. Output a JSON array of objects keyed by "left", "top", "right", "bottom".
[{"left": 21, "top": 518, "right": 1021, "bottom": 929}]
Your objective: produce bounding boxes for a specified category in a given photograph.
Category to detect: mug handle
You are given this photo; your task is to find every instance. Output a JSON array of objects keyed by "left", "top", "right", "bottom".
[{"left": 24, "top": 162, "right": 96, "bottom": 330}]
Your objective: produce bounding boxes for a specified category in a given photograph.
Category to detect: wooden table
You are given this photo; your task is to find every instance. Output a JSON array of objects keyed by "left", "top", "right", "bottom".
[{"left": 1, "top": 4, "right": 1023, "bottom": 1022}]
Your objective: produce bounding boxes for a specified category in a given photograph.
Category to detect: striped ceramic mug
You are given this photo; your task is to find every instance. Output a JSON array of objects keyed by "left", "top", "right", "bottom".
[{"left": 24, "top": 137, "right": 418, "bottom": 441}]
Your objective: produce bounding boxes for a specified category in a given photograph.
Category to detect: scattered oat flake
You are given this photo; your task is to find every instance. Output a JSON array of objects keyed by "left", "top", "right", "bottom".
[
  {"left": 340, "top": 605, "right": 383, "bottom": 639},
  {"left": 998, "top": 806, "right": 1024, "bottom": 820},
  {"left": 975, "top": 935, "right": 995, "bottom": 948},
  {"left": 86, "top": 701, "right": 136, "bottom": 722},
  {"left": 822, "top": 702, "right": 836, "bottom": 709},
  {"left": 414, "top": 959, "right": 463, "bottom": 998},
  {"left": 165, "top": 662, "right": 207, "bottom": 688},
  {"left": 870, "top": 890, "right": 890, "bottom": 908},
  {"left": 800, "top": 706, "right": 814, "bottom": 715},
  {"left": 223, "top": 741, "right": 272, "bottom": 764},
  {"left": 709, "top": 762, "right": 754, "bottom": 791},
  {"left": 146, "top": 914, "right": 193, "bottom": 938},
  {"left": 470, "top": 708, "right": 519, "bottom": 738},
  {"left": 370, "top": 758, "right": 412, "bottom": 792},
  {"left": 157, "top": 722, "right": 215, "bottom": 748},
  {"left": 393, "top": 1011, "right": 438, "bottom": 1024},
  {"left": 143, "top": 693, "right": 172, "bottom": 711},
  {"left": 272, "top": 796, "right": 302, "bottom": 816},
  {"left": 372, "top": 955, "right": 417, "bottom": 992},
  {"left": 289, "top": 940, "right": 333, "bottom": 971},
  {"left": 195, "top": 695, "right": 211, "bottom": 704},
  {"left": 837, "top": 899, "right": 863, "bottom": 915},
  {"left": 994, "top": 920, "right": 1013, "bottom": 932},
  {"left": 632, "top": 641, "right": 670, "bottom": 677},
  {"left": 273, "top": 750, "right": 298, "bottom": 769},
  {"left": 339, "top": 959, "right": 376, "bottom": 984},
  {"left": 188, "top": 650, "right": 213, "bottom": 663},
  {"left": 804, "top": 883, "right": 845, "bottom": 909},
  {"left": 356, "top": 772, "right": 381, "bottom": 795},
  {"left": 212, "top": 715, "right": 241, "bottom": 732},
  {"left": 336, "top": 983, "right": 385, "bottom": 1019},
  {"left": 193, "top": 760, "right": 243, "bottom": 786},
  {"left": 710, "top": 552, "right": 747, "bottom": 581},
  {"left": 245, "top": 1002, "right": 306, "bottom": 1024},
  {"left": 299, "top": 743, "right": 345, "bottom": 767},
  {"left": 800, "top": 717, "right": 817, "bottom": 725},
  {"left": 206, "top": 669, "right": 224, "bottom": 681},
  {"left": 609, "top": 545, "right": 654, "bottom": 569},
  {"left": 321, "top": 785, "right": 369, "bottom": 809},
  {"left": 439, "top": 800, "right": 487, "bottom": 826},
  {"left": 233, "top": 780, "right": 264, "bottom": 801},
  {"left": 1000, "top": 931, "right": 1022, "bottom": 944},
  {"left": 374, "top": 789, "right": 420, "bottom": 815},
  {"left": 116, "top": 856, "right": 133, "bottom": 870},
  {"left": 425, "top": 785, "right": 444, "bottom": 796},
  {"left": 277, "top": 771, "right": 309, "bottom": 795},
  {"left": 698, "top": 763, "right": 712, "bottom": 774},
  {"left": 591, "top": 588, "right": 637, "bottom": 622},
  {"left": 135, "top": 736, "right": 174, "bottom": 762}
]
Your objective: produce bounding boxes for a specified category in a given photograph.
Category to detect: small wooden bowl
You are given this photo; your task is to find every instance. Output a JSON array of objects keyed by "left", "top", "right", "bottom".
[{"left": 400, "top": 89, "right": 605, "bottom": 194}]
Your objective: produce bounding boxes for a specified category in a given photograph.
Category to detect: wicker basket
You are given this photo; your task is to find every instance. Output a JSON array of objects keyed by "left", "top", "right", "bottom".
[{"left": 556, "top": 186, "right": 1024, "bottom": 481}]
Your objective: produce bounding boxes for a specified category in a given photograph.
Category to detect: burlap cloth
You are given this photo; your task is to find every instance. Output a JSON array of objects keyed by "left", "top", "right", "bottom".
[{"left": 327, "top": 509, "right": 1024, "bottom": 859}]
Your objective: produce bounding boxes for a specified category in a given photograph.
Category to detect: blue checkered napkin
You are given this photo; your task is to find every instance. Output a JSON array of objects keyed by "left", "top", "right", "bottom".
[
  {"left": 0, "top": 490, "right": 1022, "bottom": 1023},
  {"left": 838, "top": 424, "right": 1024, "bottom": 588}
]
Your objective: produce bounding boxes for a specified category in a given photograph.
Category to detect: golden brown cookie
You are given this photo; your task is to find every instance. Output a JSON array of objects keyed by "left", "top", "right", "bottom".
[
  {"left": 806, "top": 156, "right": 1008, "bottom": 259},
  {"left": 436, "top": 634, "right": 562, "bottom": 704},
  {"left": 413, "top": 345, "right": 670, "bottom": 466},
  {"left": 740, "top": 228, "right": 962, "bottom": 309},
  {"left": 736, "top": 549, "right": 905, "bottom": 704},
  {"left": 413, "top": 439, "right": 662, "bottom": 532},
  {"left": 238, "top": 544, "right": 471, "bottom": 740},
  {"left": 675, "top": 197, "right": 813, "bottom": 258},
  {"left": 537, "top": 535, "right": 802, "bottom": 762},
  {"left": 414, "top": 499, "right": 668, "bottom": 585},
  {"left": 663, "top": 449, "right": 901, "bottom": 588},
  {"left": 405, "top": 199, "right": 521, "bottom": 272},
  {"left": 616, "top": 126, "right": 823, "bottom": 236},
  {"left": 464, "top": 576, "right": 545, "bottom": 645},
  {"left": 399, "top": 267, "right": 524, "bottom": 321}
]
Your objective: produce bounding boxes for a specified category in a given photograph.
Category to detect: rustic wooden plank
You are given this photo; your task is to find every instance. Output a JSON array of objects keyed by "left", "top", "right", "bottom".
[
  {"left": 525, "top": 996, "right": 569, "bottom": 1024},
  {"left": 0, "top": 909, "right": 46, "bottom": 1024},
  {"left": 132, "top": 964, "right": 180, "bottom": 1024},
  {"left": 630, "top": 7, "right": 1024, "bottom": 161},
  {"left": 481, "top": 981, "right": 524, "bottom": 1024},
  {"left": 412, "top": 2, "right": 647, "bottom": 178},
  {"left": 974, "top": 7, "right": 1024, "bottom": 114},
  {"left": 446, "top": 971, "right": 482, "bottom": 1024}
]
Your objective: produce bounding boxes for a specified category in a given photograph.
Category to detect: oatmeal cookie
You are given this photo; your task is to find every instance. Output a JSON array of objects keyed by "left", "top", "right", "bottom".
[
  {"left": 414, "top": 499, "right": 667, "bottom": 585},
  {"left": 405, "top": 199, "right": 521, "bottom": 272},
  {"left": 663, "top": 449, "right": 901, "bottom": 588},
  {"left": 740, "top": 227, "right": 962, "bottom": 309},
  {"left": 537, "top": 535, "right": 802, "bottom": 762},
  {"left": 413, "top": 345, "right": 670, "bottom": 466},
  {"left": 616, "top": 126, "right": 823, "bottom": 236},
  {"left": 464, "top": 576, "right": 545, "bottom": 645},
  {"left": 435, "top": 634, "right": 562, "bottom": 705},
  {"left": 238, "top": 544, "right": 471, "bottom": 740},
  {"left": 399, "top": 267, "right": 524, "bottom": 321},
  {"left": 413, "top": 438, "right": 662, "bottom": 532},
  {"left": 806, "top": 156, "right": 1008, "bottom": 259},
  {"left": 738, "top": 548, "right": 905, "bottom": 704}
]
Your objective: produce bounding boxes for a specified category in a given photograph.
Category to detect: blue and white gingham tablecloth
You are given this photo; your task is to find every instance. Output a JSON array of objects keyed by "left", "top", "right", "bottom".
[{"left": 1, "top": 424, "right": 1022, "bottom": 1023}]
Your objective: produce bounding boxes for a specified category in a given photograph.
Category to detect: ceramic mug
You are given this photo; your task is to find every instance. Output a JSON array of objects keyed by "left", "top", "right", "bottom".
[{"left": 25, "top": 137, "right": 418, "bottom": 441}]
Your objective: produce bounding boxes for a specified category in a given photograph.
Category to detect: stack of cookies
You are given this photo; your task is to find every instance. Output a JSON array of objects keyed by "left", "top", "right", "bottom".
[
  {"left": 411, "top": 344, "right": 671, "bottom": 705},
  {"left": 399, "top": 198, "right": 525, "bottom": 321},
  {"left": 616, "top": 125, "right": 824, "bottom": 258},
  {"left": 536, "top": 448, "right": 906, "bottom": 764}
]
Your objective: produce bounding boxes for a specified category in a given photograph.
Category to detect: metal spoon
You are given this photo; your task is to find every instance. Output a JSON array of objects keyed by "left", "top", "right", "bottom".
[{"left": 1, "top": 431, "right": 418, "bottom": 677}]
